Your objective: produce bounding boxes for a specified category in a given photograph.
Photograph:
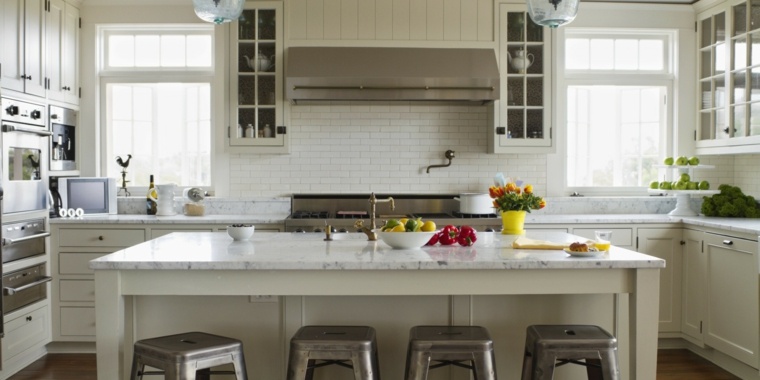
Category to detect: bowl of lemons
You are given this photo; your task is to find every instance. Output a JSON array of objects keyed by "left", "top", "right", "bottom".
[{"left": 375, "top": 218, "right": 438, "bottom": 249}]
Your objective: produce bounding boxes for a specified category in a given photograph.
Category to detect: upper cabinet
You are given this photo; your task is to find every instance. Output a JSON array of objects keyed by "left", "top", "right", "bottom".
[
  {"left": 696, "top": 0, "right": 760, "bottom": 154},
  {"left": 228, "top": 1, "right": 288, "bottom": 153},
  {"left": 46, "top": 0, "right": 79, "bottom": 105},
  {"left": 489, "top": 3, "right": 552, "bottom": 154},
  {"left": 1, "top": 0, "right": 47, "bottom": 98}
]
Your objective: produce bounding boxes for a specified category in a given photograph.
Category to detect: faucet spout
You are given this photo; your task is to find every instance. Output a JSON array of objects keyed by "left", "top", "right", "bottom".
[{"left": 357, "top": 192, "right": 395, "bottom": 241}]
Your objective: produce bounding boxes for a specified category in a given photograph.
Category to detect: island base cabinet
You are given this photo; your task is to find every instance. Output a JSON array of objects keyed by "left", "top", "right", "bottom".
[{"left": 703, "top": 232, "right": 759, "bottom": 368}]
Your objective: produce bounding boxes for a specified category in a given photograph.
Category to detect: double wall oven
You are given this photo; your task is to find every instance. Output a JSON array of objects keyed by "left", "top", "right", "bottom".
[{"left": 0, "top": 97, "right": 55, "bottom": 345}]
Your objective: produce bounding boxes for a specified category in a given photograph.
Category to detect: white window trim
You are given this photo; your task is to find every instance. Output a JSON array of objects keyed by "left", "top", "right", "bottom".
[
  {"left": 97, "top": 24, "right": 224, "bottom": 195},
  {"left": 548, "top": 27, "right": 678, "bottom": 197}
]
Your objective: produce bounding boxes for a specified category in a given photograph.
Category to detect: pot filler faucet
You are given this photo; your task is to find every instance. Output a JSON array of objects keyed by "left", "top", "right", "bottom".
[{"left": 355, "top": 193, "right": 395, "bottom": 241}]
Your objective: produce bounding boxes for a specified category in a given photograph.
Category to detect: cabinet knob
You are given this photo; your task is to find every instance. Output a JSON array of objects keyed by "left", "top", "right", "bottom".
[
  {"left": 98, "top": 236, "right": 104, "bottom": 241},
  {"left": 26, "top": 316, "right": 32, "bottom": 322},
  {"left": 722, "top": 240, "right": 733, "bottom": 246}
]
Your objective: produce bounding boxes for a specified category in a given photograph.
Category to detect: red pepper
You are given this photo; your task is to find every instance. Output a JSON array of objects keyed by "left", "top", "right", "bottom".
[
  {"left": 439, "top": 225, "right": 459, "bottom": 245},
  {"left": 426, "top": 232, "right": 441, "bottom": 246},
  {"left": 457, "top": 226, "right": 477, "bottom": 247}
]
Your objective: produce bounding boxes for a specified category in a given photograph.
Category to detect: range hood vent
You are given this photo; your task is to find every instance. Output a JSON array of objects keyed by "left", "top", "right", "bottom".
[{"left": 286, "top": 47, "right": 500, "bottom": 104}]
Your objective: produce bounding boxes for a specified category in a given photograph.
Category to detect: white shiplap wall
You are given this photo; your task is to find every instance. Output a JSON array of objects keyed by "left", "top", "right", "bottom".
[{"left": 229, "top": 103, "right": 547, "bottom": 196}]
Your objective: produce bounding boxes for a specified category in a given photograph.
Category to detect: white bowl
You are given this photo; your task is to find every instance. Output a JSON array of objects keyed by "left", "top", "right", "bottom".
[
  {"left": 376, "top": 230, "right": 438, "bottom": 249},
  {"left": 227, "top": 225, "right": 254, "bottom": 241}
]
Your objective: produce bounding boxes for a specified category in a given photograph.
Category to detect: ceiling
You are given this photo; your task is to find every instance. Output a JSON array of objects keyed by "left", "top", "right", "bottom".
[{"left": 82, "top": 0, "right": 699, "bottom": 5}]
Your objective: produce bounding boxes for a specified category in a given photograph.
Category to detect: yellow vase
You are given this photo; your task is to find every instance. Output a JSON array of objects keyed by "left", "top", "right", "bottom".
[{"left": 501, "top": 210, "right": 527, "bottom": 235}]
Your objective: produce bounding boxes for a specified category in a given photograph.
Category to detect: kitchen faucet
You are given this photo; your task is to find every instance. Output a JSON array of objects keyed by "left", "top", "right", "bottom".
[{"left": 355, "top": 193, "right": 395, "bottom": 241}]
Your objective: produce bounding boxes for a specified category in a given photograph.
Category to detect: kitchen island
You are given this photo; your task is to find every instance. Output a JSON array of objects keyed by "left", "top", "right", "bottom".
[{"left": 90, "top": 231, "right": 664, "bottom": 380}]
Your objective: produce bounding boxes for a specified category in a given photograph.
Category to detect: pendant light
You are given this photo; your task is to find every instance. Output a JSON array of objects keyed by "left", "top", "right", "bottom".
[
  {"left": 193, "top": 0, "right": 245, "bottom": 24},
  {"left": 526, "top": 0, "right": 579, "bottom": 28}
]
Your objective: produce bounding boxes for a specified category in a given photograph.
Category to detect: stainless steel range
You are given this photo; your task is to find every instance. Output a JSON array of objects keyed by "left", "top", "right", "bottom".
[{"left": 285, "top": 194, "right": 503, "bottom": 233}]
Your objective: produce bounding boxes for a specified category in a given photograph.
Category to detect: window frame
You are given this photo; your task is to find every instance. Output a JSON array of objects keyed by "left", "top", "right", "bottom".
[
  {"left": 97, "top": 24, "right": 218, "bottom": 194},
  {"left": 548, "top": 27, "right": 678, "bottom": 196}
]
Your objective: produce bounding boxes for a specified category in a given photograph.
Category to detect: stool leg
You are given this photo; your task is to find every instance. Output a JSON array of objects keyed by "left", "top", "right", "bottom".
[
  {"left": 129, "top": 355, "right": 142, "bottom": 380},
  {"left": 585, "top": 358, "right": 603, "bottom": 380},
  {"left": 372, "top": 348, "right": 381, "bottom": 380},
  {"left": 286, "top": 350, "right": 310, "bottom": 380},
  {"left": 599, "top": 350, "right": 620, "bottom": 380},
  {"left": 520, "top": 350, "right": 533, "bottom": 380},
  {"left": 232, "top": 350, "right": 249, "bottom": 380},
  {"left": 352, "top": 350, "right": 377, "bottom": 380},
  {"left": 472, "top": 351, "right": 497, "bottom": 380},
  {"left": 533, "top": 351, "right": 556, "bottom": 380},
  {"left": 404, "top": 351, "right": 431, "bottom": 380}
]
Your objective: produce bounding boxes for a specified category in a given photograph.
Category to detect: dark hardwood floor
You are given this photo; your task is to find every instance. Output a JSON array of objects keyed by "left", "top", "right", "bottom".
[{"left": 6, "top": 349, "right": 740, "bottom": 379}]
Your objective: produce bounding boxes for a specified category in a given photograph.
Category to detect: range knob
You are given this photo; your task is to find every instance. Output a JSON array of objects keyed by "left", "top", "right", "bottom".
[
  {"left": 30, "top": 110, "right": 41, "bottom": 120},
  {"left": 313, "top": 228, "right": 323, "bottom": 233},
  {"left": 5, "top": 105, "right": 19, "bottom": 116}
]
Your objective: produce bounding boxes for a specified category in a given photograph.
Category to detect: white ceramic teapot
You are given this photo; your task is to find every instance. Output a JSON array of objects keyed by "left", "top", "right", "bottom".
[
  {"left": 243, "top": 53, "right": 274, "bottom": 72},
  {"left": 149, "top": 183, "right": 176, "bottom": 216},
  {"left": 507, "top": 49, "right": 535, "bottom": 74}
]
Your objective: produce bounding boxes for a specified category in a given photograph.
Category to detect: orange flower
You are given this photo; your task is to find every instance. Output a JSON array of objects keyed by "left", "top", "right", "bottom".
[
  {"left": 489, "top": 186, "right": 504, "bottom": 198},
  {"left": 524, "top": 184, "right": 533, "bottom": 194},
  {"left": 506, "top": 182, "right": 517, "bottom": 193},
  {"left": 489, "top": 182, "right": 545, "bottom": 213},
  {"left": 539, "top": 199, "right": 546, "bottom": 209}
]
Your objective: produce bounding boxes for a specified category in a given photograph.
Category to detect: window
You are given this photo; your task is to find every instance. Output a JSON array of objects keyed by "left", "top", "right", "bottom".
[
  {"left": 99, "top": 25, "right": 214, "bottom": 188},
  {"left": 555, "top": 29, "right": 675, "bottom": 195}
]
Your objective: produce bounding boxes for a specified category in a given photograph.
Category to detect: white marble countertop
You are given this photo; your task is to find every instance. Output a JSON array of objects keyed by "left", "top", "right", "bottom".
[
  {"left": 48, "top": 213, "right": 289, "bottom": 225},
  {"left": 89, "top": 231, "right": 665, "bottom": 271}
]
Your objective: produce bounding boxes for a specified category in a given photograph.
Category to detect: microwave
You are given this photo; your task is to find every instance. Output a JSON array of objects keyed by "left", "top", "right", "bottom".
[{"left": 58, "top": 177, "right": 118, "bottom": 215}]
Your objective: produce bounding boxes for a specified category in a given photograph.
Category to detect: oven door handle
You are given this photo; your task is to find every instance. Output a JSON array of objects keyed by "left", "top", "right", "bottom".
[
  {"left": 2, "top": 231, "right": 51, "bottom": 246},
  {"left": 1, "top": 124, "right": 53, "bottom": 137},
  {"left": 3, "top": 276, "right": 53, "bottom": 295}
]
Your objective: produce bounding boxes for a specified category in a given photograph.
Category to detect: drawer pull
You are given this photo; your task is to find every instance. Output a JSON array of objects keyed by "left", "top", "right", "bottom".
[
  {"left": 4, "top": 276, "right": 53, "bottom": 295},
  {"left": 26, "top": 316, "right": 32, "bottom": 322},
  {"left": 723, "top": 240, "right": 734, "bottom": 246},
  {"left": 2, "top": 231, "right": 51, "bottom": 246},
  {"left": 98, "top": 236, "right": 104, "bottom": 241}
]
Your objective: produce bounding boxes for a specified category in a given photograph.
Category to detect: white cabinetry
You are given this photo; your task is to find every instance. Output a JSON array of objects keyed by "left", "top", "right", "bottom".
[
  {"left": 2, "top": 303, "right": 50, "bottom": 373},
  {"left": 680, "top": 228, "right": 706, "bottom": 344},
  {"left": 490, "top": 3, "right": 552, "bottom": 154},
  {"left": 229, "top": 1, "right": 288, "bottom": 153},
  {"left": 703, "top": 231, "right": 759, "bottom": 367},
  {"left": 637, "top": 228, "right": 683, "bottom": 333},
  {"left": 0, "top": 0, "right": 46, "bottom": 97},
  {"left": 45, "top": 0, "right": 79, "bottom": 105}
]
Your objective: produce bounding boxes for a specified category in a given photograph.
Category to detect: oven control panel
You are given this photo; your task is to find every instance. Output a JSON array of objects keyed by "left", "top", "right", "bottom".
[{"left": 1, "top": 97, "right": 46, "bottom": 127}]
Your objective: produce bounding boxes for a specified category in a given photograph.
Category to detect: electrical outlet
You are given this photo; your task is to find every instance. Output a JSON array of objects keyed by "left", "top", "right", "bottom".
[{"left": 249, "top": 295, "right": 278, "bottom": 303}]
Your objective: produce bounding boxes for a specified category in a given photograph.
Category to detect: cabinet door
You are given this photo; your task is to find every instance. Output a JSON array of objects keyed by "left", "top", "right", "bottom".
[
  {"left": 490, "top": 3, "right": 552, "bottom": 154},
  {"left": 637, "top": 228, "right": 682, "bottom": 333},
  {"left": 3, "top": 304, "right": 50, "bottom": 360},
  {"left": 681, "top": 229, "right": 705, "bottom": 344},
  {"left": 46, "top": 0, "right": 65, "bottom": 102},
  {"left": 0, "top": 0, "right": 26, "bottom": 93},
  {"left": 229, "top": 1, "right": 288, "bottom": 153},
  {"left": 704, "top": 232, "right": 759, "bottom": 367},
  {"left": 61, "top": 2, "right": 78, "bottom": 104},
  {"left": 23, "top": 0, "right": 46, "bottom": 97}
]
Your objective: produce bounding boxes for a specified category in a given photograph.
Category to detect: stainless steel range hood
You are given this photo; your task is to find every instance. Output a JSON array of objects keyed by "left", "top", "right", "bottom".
[{"left": 286, "top": 47, "right": 499, "bottom": 104}]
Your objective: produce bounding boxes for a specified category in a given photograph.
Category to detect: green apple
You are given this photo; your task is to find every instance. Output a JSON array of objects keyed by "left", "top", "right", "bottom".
[
  {"left": 649, "top": 181, "right": 659, "bottom": 189},
  {"left": 679, "top": 173, "right": 690, "bottom": 182},
  {"left": 663, "top": 157, "right": 674, "bottom": 165},
  {"left": 675, "top": 156, "right": 689, "bottom": 166},
  {"left": 687, "top": 181, "right": 698, "bottom": 190},
  {"left": 659, "top": 181, "right": 672, "bottom": 190},
  {"left": 699, "top": 180, "right": 710, "bottom": 190},
  {"left": 674, "top": 181, "right": 688, "bottom": 190},
  {"left": 688, "top": 156, "right": 700, "bottom": 166}
]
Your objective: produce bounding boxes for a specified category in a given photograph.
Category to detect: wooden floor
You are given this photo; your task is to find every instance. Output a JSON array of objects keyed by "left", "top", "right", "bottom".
[{"left": 6, "top": 349, "right": 741, "bottom": 379}]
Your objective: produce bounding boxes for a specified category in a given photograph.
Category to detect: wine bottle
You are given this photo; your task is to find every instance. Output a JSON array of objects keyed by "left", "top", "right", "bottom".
[{"left": 146, "top": 174, "right": 157, "bottom": 215}]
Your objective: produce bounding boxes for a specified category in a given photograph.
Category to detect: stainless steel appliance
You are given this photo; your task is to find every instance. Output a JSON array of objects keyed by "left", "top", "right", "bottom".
[
  {"left": 2, "top": 263, "right": 50, "bottom": 314},
  {"left": 284, "top": 194, "right": 502, "bottom": 233},
  {"left": 49, "top": 105, "right": 77, "bottom": 172},
  {"left": 1, "top": 97, "right": 51, "bottom": 214},
  {"left": 1, "top": 219, "right": 49, "bottom": 263}
]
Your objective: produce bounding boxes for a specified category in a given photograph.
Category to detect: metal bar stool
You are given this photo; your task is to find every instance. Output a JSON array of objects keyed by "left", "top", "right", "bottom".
[
  {"left": 403, "top": 325, "right": 497, "bottom": 380},
  {"left": 520, "top": 325, "right": 620, "bottom": 380},
  {"left": 130, "top": 331, "right": 248, "bottom": 380},
  {"left": 286, "top": 325, "right": 381, "bottom": 380}
]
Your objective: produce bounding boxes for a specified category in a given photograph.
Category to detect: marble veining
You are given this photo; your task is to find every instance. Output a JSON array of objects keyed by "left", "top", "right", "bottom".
[
  {"left": 90, "top": 231, "right": 665, "bottom": 271},
  {"left": 116, "top": 196, "right": 291, "bottom": 216}
]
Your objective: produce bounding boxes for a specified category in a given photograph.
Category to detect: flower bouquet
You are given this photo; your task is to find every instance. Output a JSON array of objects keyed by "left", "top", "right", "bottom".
[{"left": 489, "top": 181, "right": 546, "bottom": 234}]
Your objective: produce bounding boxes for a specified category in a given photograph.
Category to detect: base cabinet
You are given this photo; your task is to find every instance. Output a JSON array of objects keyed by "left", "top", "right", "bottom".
[
  {"left": 2, "top": 302, "right": 51, "bottom": 377},
  {"left": 637, "top": 228, "right": 683, "bottom": 333},
  {"left": 680, "top": 229, "right": 705, "bottom": 344}
]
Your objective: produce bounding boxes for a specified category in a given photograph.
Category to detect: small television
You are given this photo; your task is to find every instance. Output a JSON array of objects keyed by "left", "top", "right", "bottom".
[{"left": 58, "top": 177, "right": 118, "bottom": 215}]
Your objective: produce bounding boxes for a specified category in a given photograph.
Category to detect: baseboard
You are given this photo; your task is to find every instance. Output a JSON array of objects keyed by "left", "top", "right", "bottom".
[
  {"left": 659, "top": 337, "right": 760, "bottom": 379},
  {"left": 45, "top": 341, "right": 96, "bottom": 354}
]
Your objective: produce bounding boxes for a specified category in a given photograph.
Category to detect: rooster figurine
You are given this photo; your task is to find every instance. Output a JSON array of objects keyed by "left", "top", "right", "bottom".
[{"left": 116, "top": 154, "right": 132, "bottom": 196}]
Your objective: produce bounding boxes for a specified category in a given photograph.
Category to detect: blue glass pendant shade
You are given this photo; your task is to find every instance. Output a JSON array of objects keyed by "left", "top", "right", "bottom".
[
  {"left": 526, "top": 0, "right": 579, "bottom": 28},
  {"left": 193, "top": 0, "right": 245, "bottom": 24}
]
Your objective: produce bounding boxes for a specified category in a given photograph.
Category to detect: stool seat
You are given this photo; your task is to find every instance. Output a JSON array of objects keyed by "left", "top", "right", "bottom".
[
  {"left": 287, "top": 325, "right": 380, "bottom": 380},
  {"left": 521, "top": 325, "right": 620, "bottom": 380},
  {"left": 404, "top": 326, "right": 496, "bottom": 380},
  {"left": 130, "top": 331, "right": 248, "bottom": 380}
]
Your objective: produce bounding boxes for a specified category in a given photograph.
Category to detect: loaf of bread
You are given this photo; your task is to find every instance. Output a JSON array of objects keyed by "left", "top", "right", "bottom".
[
  {"left": 569, "top": 242, "right": 589, "bottom": 252},
  {"left": 184, "top": 202, "right": 205, "bottom": 216}
]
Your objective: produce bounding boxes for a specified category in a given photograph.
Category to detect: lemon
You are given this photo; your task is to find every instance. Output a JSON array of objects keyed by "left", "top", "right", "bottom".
[
  {"left": 390, "top": 224, "right": 406, "bottom": 232},
  {"left": 421, "top": 221, "right": 436, "bottom": 232},
  {"left": 399, "top": 218, "right": 409, "bottom": 226}
]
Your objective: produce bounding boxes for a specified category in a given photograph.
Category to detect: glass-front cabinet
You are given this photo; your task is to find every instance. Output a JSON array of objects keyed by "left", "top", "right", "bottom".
[
  {"left": 490, "top": 3, "right": 552, "bottom": 154},
  {"left": 696, "top": 0, "right": 760, "bottom": 154},
  {"left": 229, "top": 1, "right": 288, "bottom": 153}
]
